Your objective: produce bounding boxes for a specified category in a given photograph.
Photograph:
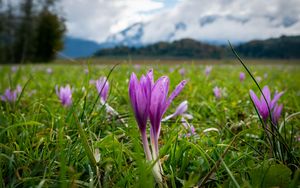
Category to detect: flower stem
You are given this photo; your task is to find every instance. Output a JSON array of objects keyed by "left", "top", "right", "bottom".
[
  {"left": 141, "top": 131, "right": 152, "bottom": 161},
  {"left": 151, "top": 135, "right": 163, "bottom": 185}
]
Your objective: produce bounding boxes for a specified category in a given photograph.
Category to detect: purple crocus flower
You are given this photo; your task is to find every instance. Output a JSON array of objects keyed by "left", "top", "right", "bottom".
[
  {"left": 213, "top": 86, "right": 221, "bottom": 99},
  {"left": 134, "top": 64, "right": 141, "bottom": 70},
  {"left": 16, "top": 85, "right": 22, "bottom": 93},
  {"left": 1, "top": 85, "right": 22, "bottom": 102},
  {"left": 205, "top": 66, "right": 212, "bottom": 76},
  {"left": 84, "top": 68, "right": 89, "bottom": 74},
  {"left": 250, "top": 86, "right": 284, "bottom": 124},
  {"left": 239, "top": 72, "right": 245, "bottom": 82},
  {"left": 56, "top": 85, "right": 72, "bottom": 107},
  {"left": 11, "top": 66, "right": 18, "bottom": 72},
  {"left": 162, "top": 100, "right": 193, "bottom": 121},
  {"left": 95, "top": 77, "right": 123, "bottom": 120},
  {"left": 95, "top": 77, "right": 109, "bottom": 102},
  {"left": 272, "top": 104, "right": 283, "bottom": 124},
  {"left": 46, "top": 68, "right": 53, "bottom": 74},
  {"left": 179, "top": 68, "right": 185, "bottom": 77},
  {"left": 129, "top": 69, "right": 186, "bottom": 184},
  {"left": 149, "top": 74, "right": 186, "bottom": 183},
  {"left": 186, "top": 125, "right": 196, "bottom": 137},
  {"left": 162, "top": 100, "right": 194, "bottom": 137},
  {"left": 129, "top": 70, "right": 153, "bottom": 160},
  {"left": 1, "top": 88, "right": 18, "bottom": 102},
  {"left": 256, "top": 76, "right": 262, "bottom": 83},
  {"left": 181, "top": 117, "right": 196, "bottom": 137},
  {"left": 149, "top": 76, "right": 186, "bottom": 158}
]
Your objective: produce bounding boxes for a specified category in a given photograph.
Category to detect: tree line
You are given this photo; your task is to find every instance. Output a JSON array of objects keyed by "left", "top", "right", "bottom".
[
  {"left": 0, "top": 0, "right": 65, "bottom": 63},
  {"left": 94, "top": 35, "right": 300, "bottom": 59}
]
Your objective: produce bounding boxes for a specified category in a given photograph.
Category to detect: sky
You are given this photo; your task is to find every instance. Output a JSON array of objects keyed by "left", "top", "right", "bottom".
[{"left": 61, "top": 0, "right": 300, "bottom": 44}]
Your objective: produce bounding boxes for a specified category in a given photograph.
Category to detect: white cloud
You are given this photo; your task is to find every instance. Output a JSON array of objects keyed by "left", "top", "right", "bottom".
[
  {"left": 141, "top": 0, "right": 300, "bottom": 43},
  {"left": 61, "top": 0, "right": 300, "bottom": 43},
  {"left": 61, "top": 0, "right": 164, "bottom": 42}
]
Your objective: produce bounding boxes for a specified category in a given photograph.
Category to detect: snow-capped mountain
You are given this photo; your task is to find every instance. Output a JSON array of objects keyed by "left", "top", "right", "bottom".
[
  {"left": 102, "top": 16, "right": 248, "bottom": 47},
  {"left": 105, "top": 23, "right": 144, "bottom": 47}
]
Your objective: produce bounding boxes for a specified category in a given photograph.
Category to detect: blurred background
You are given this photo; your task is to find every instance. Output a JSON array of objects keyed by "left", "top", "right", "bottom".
[{"left": 0, "top": 0, "right": 300, "bottom": 63}]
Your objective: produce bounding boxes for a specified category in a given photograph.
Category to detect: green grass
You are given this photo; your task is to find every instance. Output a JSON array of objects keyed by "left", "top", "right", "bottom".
[{"left": 0, "top": 61, "right": 300, "bottom": 187}]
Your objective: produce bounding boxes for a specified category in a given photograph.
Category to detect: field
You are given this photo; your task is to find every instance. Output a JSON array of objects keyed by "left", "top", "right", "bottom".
[{"left": 0, "top": 59, "right": 300, "bottom": 187}]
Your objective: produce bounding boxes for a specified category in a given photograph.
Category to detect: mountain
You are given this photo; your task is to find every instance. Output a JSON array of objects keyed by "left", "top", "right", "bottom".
[
  {"left": 61, "top": 37, "right": 102, "bottom": 58},
  {"left": 61, "top": 36, "right": 117, "bottom": 58},
  {"left": 105, "top": 23, "right": 144, "bottom": 47},
  {"left": 94, "top": 35, "right": 300, "bottom": 59}
]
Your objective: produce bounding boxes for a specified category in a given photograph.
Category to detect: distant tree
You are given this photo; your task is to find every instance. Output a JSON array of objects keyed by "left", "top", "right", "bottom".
[
  {"left": 0, "top": 1, "right": 17, "bottom": 63},
  {"left": 4, "top": 2, "right": 17, "bottom": 63},
  {"left": 14, "top": 0, "right": 36, "bottom": 63},
  {"left": 0, "top": 0, "right": 4, "bottom": 62},
  {"left": 0, "top": 0, "right": 65, "bottom": 63},
  {"left": 34, "top": 9, "right": 65, "bottom": 62}
]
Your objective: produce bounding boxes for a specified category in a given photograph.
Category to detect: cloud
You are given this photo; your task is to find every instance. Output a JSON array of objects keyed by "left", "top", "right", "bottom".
[
  {"left": 61, "top": 0, "right": 164, "bottom": 42},
  {"left": 61, "top": 0, "right": 300, "bottom": 43},
  {"left": 141, "top": 0, "right": 300, "bottom": 43}
]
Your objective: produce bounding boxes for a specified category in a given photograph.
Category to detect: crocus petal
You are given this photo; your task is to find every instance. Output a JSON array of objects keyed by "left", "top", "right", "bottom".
[
  {"left": 136, "top": 83, "right": 148, "bottom": 129},
  {"left": 260, "top": 86, "right": 272, "bottom": 119},
  {"left": 161, "top": 114, "right": 175, "bottom": 122},
  {"left": 162, "top": 100, "right": 188, "bottom": 121},
  {"left": 205, "top": 66, "right": 212, "bottom": 76},
  {"left": 272, "top": 104, "right": 283, "bottom": 124},
  {"left": 150, "top": 76, "right": 169, "bottom": 138},
  {"left": 165, "top": 80, "right": 187, "bottom": 113},
  {"left": 271, "top": 91, "right": 284, "bottom": 109},
  {"left": 250, "top": 90, "right": 261, "bottom": 109},
  {"left": 213, "top": 86, "right": 221, "bottom": 99},
  {"left": 147, "top": 69, "right": 154, "bottom": 88},
  {"left": 250, "top": 90, "right": 268, "bottom": 119},
  {"left": 129, "top": 72, "right": 151, "bottom": 133},
  {"left": 0, "top": 95, "right": 6, "bottom": 101},
  {"left": 261, "top": 86, "right": 271, "bottom": 105},
  {"left": 140, "top": 74, "right": 151, "bottom": 100},
  {"left": 179, "top": 68, "right": 185, "bottom": 76},
  {"left": 4, "top": 89, "right": 11, "bottom": 101},
  {"left": 190, "top": 126, "right": 195, "bottom": 135},
  {"left": 96, "top": 77, "right": 109, "bottom": 102},
  {"left": 129, "top": 73, "right": 144, "bottom": 131},
  {"left": 173, "top": 100, "right": 188, "bottom": 116},
  {"left": 182, "top": 113, "right": 193, "bottom": 119},
  {"left": 129, "top": 73, "right": 138, "bottom": 114},
  {"left": 16, "top": 85, "right": 22, "bottom": 93}
]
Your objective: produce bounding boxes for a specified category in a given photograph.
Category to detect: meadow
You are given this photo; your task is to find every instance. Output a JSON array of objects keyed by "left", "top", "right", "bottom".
[{"left": 0, "top": 59, "right": 299, "bottom": 187}]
